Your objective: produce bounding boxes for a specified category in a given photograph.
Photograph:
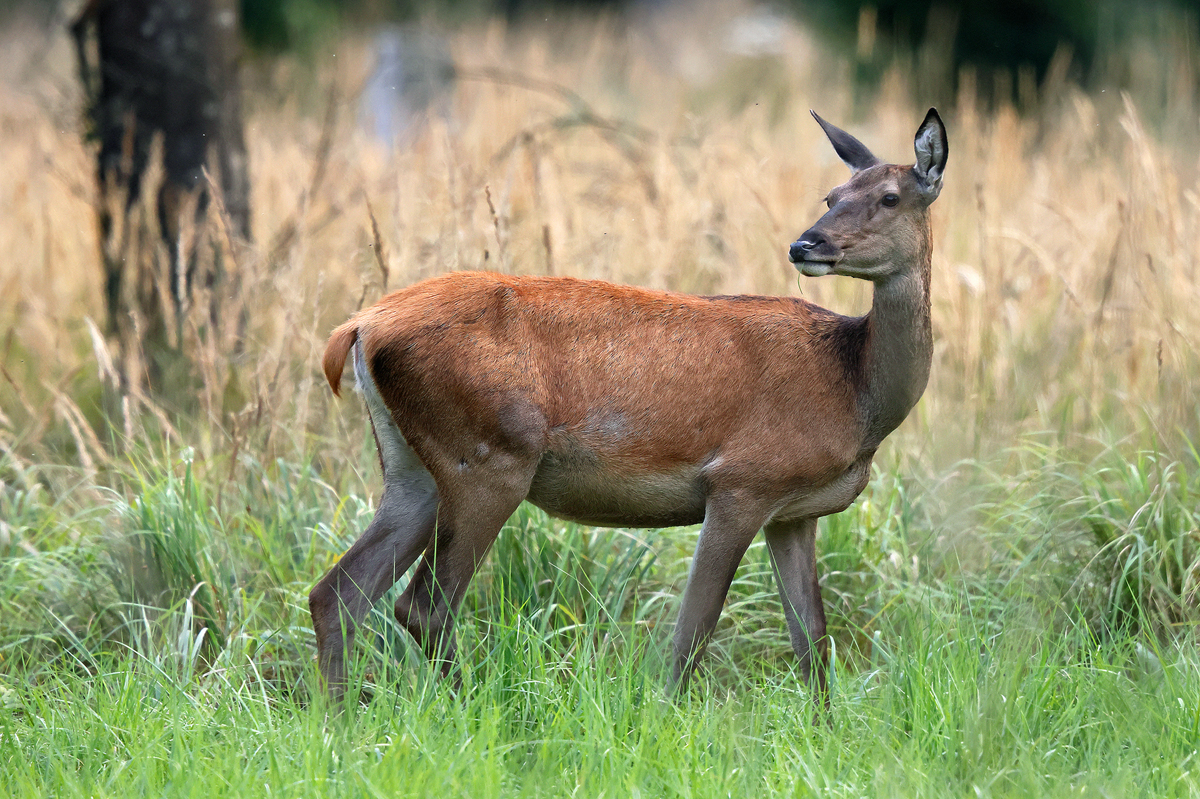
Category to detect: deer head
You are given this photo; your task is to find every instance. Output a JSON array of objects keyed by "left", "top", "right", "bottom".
[{"left": 790, "top": 109, "right": 948, "bottom": 282}]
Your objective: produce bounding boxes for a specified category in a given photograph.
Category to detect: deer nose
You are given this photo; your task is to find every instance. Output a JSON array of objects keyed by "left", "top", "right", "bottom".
[{"left": 789, "top": 231, "right": 826, "bottom": 262}]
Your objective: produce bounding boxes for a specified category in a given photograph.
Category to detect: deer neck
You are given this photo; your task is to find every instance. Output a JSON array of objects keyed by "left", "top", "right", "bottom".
[{"left": 860, "top": 249, "right": 933, "bottom": 449}]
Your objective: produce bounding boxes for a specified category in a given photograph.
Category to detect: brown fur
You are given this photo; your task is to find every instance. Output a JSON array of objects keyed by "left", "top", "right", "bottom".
[{"left": 350, "top": 273, "right": 861, "bottom": 482}]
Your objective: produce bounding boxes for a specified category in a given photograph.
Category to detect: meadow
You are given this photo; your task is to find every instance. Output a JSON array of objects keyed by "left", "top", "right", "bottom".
[{"left": 1, "top": 3, "right": 1198, "bottom": 796}]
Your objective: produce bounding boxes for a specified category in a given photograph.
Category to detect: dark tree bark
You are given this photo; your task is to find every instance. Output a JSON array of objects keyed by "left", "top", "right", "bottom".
[{"left": 70, "top": 0, "right": 250, "bottom": 356}]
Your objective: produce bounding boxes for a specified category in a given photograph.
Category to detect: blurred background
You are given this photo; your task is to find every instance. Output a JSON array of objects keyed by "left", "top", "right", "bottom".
[{"left": 0, "top": 0, "right": 1197, "bottom": 701}]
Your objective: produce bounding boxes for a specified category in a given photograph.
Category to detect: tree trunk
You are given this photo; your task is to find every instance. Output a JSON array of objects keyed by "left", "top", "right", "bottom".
[{"left": 70, "top": 0, "right": 251, "bottom": 389}]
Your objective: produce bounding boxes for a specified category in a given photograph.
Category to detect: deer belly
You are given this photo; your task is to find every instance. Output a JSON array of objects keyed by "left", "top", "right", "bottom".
[
  {"left": 774, "top": 455, "right": 874, "bottom": 520},
  {"left": 526, "top": 448, "right": 707, "bottom": 528}
]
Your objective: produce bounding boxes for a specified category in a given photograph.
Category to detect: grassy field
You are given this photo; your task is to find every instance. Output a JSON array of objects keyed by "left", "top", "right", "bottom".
[{"left": 1, "top": 3, "right": 1199, "bottom": 796}]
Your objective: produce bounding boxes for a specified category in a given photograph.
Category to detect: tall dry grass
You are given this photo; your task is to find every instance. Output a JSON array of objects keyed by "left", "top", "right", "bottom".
[{"left": 0, "top": 1, "right": 1198, "bottom": 487}]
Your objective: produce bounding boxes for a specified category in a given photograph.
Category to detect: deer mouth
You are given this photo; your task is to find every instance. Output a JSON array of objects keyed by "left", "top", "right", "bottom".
[
  {"left": 790, "top": 254, "right": 838, "bottom": 277},
  {"left": 798, "top": 261, "right": 833, "bottom": 277}
]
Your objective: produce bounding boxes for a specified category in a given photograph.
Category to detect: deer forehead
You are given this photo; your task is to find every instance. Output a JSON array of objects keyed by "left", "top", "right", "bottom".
[{"left": 830, "top": 164, "right": 913, "bottom": 201}]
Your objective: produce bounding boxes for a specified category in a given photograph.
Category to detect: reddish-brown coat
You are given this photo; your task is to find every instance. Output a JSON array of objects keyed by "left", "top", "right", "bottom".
[{"left": 323, "top": 272, "right": 868, "bottom": 522}]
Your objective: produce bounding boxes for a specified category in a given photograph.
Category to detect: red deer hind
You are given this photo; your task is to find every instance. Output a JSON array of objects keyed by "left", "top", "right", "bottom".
[{"left": 310, "top": 108, "right": 948, "bottom": 705}]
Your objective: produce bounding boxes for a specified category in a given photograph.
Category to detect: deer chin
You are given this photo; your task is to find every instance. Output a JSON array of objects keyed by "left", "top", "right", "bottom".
[{"left": 796, "top": 260, "right": 835, "bottom": 277}]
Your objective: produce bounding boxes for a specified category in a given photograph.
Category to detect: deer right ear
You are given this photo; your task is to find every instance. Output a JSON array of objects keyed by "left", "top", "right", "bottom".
[
  {"left": 811, "top": 111, "right": 881, "bottom": 174},
  {"left": 913, "top": 108, "right": 948, "bottom": 202}
]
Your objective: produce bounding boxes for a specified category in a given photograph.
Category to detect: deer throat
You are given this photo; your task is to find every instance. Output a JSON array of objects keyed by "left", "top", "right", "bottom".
[{"left": 859, "top": 263, "right": 933, "bottom": 449}]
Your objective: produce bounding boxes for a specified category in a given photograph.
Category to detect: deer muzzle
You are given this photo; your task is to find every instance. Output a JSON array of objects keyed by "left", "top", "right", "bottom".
[{"left": 789, "top": 229, "right": 840, "bottom": 276}]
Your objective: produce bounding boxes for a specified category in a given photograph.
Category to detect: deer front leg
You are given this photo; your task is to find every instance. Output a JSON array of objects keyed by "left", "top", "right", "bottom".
[
  {"left": 669, "top": 495, "right": 767, "bottom": 692},
  {"left": 764, "top": 516, "right": 829, "bottom": 706}
]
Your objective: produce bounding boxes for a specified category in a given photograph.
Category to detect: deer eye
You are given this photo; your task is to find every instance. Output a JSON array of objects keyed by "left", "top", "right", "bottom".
[{"left": 881, "top": 193, "right": 900, "bottom": 208}]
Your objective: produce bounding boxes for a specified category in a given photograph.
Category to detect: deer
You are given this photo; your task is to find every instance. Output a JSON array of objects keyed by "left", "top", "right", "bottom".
[{"left": 309, "top": 108, "right": 948, "bottom": 706}]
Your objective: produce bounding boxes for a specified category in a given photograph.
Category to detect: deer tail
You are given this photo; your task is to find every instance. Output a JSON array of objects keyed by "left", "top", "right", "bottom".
[{"left": 322, "top": 320, "right": 359, "bottom": 397}]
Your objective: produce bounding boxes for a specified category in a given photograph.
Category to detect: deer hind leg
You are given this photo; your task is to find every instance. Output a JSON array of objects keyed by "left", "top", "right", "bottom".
[
  {"left": 309, "top": 341, "right": 439, "bottom": 699},
  {"left": 393, "top": 555, "right": 436, "bottom": 657},
  {"left": 669, "top": 494, "right": 768, "bottom": 692},
  {"left": 763, "top": 516, "right": 829, "bottom": 706},
  {"left": 393, "top": 462, "right": 535, "bottom": 684},
  {"left": 309, "top": 479, "right": 437, "bottom": 698}
]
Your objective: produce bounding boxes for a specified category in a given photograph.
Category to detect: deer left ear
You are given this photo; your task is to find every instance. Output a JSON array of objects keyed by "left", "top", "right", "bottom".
[
  {"left": 913, "top": 108, "right": 948, "bottom": 202},
  {"left": 812, "top": 110, "right": 881, "bottom": 174}
]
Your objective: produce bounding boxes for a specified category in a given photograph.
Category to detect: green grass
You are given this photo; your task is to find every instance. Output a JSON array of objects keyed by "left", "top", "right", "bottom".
[{"left": 1, "top": 438, "right": 1198, "bottom": 797}]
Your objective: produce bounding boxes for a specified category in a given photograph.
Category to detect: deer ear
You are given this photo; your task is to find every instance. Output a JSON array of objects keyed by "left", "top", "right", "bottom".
[
  {"left": 913, "top": 108, "right": 948, "bottom": 202},
  {"left": 811, "top": 111, "right": 881, "bottom": 174}
]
